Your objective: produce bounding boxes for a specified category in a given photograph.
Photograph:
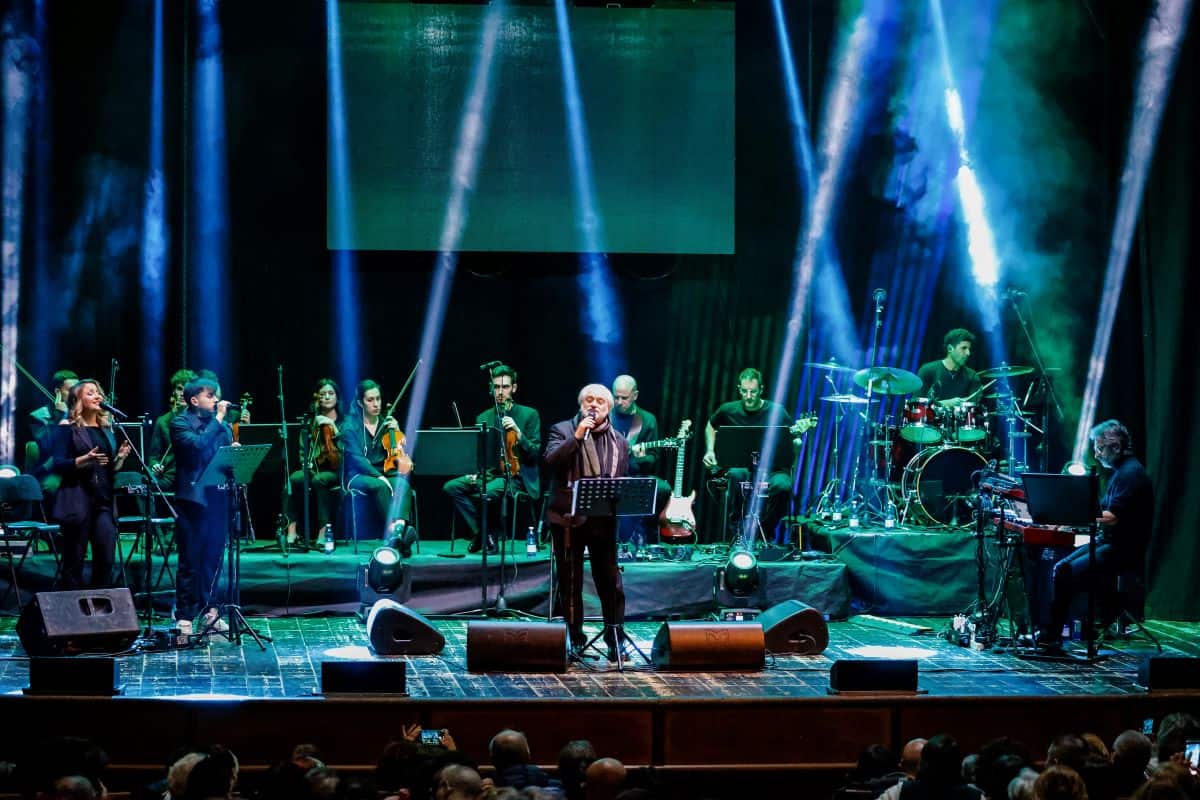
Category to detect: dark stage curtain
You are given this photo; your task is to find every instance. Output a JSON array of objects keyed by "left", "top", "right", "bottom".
[{"left": 1138, "top": 21, "right": 1198, "bottom": 619}]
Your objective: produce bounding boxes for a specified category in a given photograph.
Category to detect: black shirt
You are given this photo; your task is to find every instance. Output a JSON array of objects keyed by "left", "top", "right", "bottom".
[
  {"left": 708, "top": 400, "right": 791, "bottom": 429},
  {"left": 1099, "top": 454, "right": 1153, "bottom": 557},
  {"left": 917, "top": 360, "right": 982, "bottom": 402},
  {"left": 610, "top": 407, "right": 660, "bottom": 475}
]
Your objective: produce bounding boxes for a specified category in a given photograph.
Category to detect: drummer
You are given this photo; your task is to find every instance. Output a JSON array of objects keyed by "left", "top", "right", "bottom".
[{"left": 917, "top": 328, "right": 983, "bottom": 406}]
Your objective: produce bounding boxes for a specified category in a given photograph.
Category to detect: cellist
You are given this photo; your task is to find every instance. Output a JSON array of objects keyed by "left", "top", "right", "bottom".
[
  {"left": 285, "top": 378, "right": 344, "bottom": 546},
  {"left": 442, "top": 364, "right": 541, "bottom": 554},
  {"left": 340, "top": 379, "right": 414, "bottom": 548}
]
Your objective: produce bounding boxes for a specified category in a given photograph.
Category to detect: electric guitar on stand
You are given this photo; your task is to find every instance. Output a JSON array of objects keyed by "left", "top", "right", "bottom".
[{"left": 659, "top": 420, "right": 696, "bottom": 543}]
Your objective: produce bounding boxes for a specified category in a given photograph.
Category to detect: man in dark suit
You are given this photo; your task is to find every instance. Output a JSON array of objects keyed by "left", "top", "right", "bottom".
[
  {"left": 169, "top": 376, "right": 235, "bottom": 636},
  {"left": 27, "top": 369, "right": 78, "bottom": 493},
  {"left": 443, "top": 364, "right": 541, "bottom": 553},
  {"left": 544, "top": 383, "right": 629, "bottom": 658}
]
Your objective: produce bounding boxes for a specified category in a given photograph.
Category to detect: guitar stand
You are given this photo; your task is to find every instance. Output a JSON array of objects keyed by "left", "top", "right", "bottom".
[{"left": 580, "top": 624, "right": 649, "bottom": 671}]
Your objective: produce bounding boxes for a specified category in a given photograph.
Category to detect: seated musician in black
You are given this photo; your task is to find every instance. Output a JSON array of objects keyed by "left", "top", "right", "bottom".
[
  {"left": 702, "top": 367, "right": 795, "bottom": 542},
  {"left": 1043, "top": 419, "right": 1153, "bottom": 649},
  {"left": 442, "top": 364, "right": 541, "bottom": 554},
  {"left": 339, "top": 380, "right": 414, "bottom": 546},
  {"left": 916, "top": 327, "right": 982, "bottom": 403},
  {"left": 285, "top": 378, "right": 344, "bottom": 545},
  {"left": 28, "top": 369, "right": 78, "bottom": 494}
]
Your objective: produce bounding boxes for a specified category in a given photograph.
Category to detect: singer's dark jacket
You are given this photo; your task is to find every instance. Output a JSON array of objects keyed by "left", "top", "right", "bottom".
[
  {"left": 543, "top": 416, "right": 629, "bottom": 526},
  {"left": 46, "top": 424, "right": 119, "bottom": 525},
  {"left": 169, "top": 408, "right": 234, "bottom": 506},
  {"left": 475, "top": 403, "right": 542, "bottom": 499}
]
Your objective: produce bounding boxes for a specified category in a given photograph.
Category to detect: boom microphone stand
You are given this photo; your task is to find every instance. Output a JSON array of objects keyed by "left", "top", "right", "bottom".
[{"left": 1006, "top": 291, "right": 1061, "bottom": 473}]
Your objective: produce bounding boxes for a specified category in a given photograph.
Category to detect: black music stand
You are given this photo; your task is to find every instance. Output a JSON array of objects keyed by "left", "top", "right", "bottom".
[
  {"left": 415, "top": 427, "right": 503, "bottom": 613},
  {"left": 714, "top": 425, "right": 794, "bottom": 547},
  {"left": 195, "top": 444, "right": 272, "bottom": 649},
  {"left": 1020, "top": 472, "right": 1104, "bottom": 662},
  {"left": 568, "top": 476, "right": 658, "bottom": 670}
]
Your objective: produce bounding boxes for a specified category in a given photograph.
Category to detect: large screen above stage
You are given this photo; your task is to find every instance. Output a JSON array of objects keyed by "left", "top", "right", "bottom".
[{"left": 330, "top": 2, "right": 734, "bottom": 254}]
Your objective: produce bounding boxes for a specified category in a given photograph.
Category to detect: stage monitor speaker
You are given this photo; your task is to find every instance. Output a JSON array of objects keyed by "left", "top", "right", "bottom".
[
  {"left": 466, "top": 621, "right": 568, "bottom": 673},
  {"left": 320, "top": 660, "right": 407, "bottom": 695},
  {"left": 1138, "top": 657, "right": 1200, "bottom": 691},
  {"left": 758, "top": 599, "right": 829, "bottom": 655},
  {"left": 365, "top": 599, "right": 445, "bottom": 655},
  {"left": 829, "top": 659, "right": 919, "bottom": 694},
  {"left": 651, "top": 622, "right": 765, "bottom": 671},
  {"left": 17, "top": 589, "right": 140, "bottom": 657},
  {"left": 23, "top": 657, "right": 121, "bottom": 696}
]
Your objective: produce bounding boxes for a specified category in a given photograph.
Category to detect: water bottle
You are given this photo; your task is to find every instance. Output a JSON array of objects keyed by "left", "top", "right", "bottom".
[
  {"left": 848, "top": 499, "right": 860, "bottom": 528},
  {"left": 884, "top": 500, "right": 897, "bottom": 529},
  {"left": 526, "top": 526, "right": 537, "bottom": 557},
  {"left": 323, "top": 523, "right": 334, "bottom": 554}
]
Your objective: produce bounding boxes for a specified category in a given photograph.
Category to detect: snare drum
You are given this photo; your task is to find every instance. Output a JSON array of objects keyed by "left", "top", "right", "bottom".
[
  {"left": 901, "top": 398, "right": 943, "bottom": 444},
  {"left": 953, "top": 403, "right": 987, "bottom": 443}
]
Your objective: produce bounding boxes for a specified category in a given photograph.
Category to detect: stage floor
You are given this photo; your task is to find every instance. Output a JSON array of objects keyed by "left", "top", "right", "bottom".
[{"left": 1, "top": 613, "right": 1193, "bottom": 700}]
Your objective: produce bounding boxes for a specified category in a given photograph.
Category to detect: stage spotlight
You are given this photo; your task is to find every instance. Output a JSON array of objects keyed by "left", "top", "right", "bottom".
[
  {"left": 0, "top": 464, "right": 19, "bottom": 479},
  {"left": 724, "top": 550, "right": 759, "bottom": 597},
  {"left": 1062, "top": 461, "right": 1088, "bottom": 476},
  {"left": 367, "top": 547, "right": 404, "bottom": 594}
]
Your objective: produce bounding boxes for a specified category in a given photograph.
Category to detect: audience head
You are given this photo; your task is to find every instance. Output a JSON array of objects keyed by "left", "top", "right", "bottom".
[
  {"left": 1156, "top": 713, "right": 1200, "bottom": 764},
  {"left": 976, "top": 738, "right": 1032, "bottom": 800},
  {"left": 901, "top": 738, "right": 928, "bottom": 777},
  {"left": 1081, "top": 733, "right": 1110, "bottom": 763},
  {"left": 1033, "top": 765, "right": 1088, "bottom": 800},
  {"left": 434, "top": 764, "right": 483, "bottom": 800},
  {"left": 1112, "top": 730, "right": 1153, "bottom": 773},
  {"left": 584, "top": 757, "right": 627, "bottom": 800},
  {"left": 1047, "top": 734, "right": 1090, "bottom": 773},
  {"left": 1009, "top": 767, "right": 1040, "bottom": 800},
  {"left": 916, "top": 734, "right": 965, "bottom": 789},
  {"left": 558, "top": 739, "right": 598, "bottom": 800},
  {"left": 20, "top": 737, "right": 109, "bottom": 799},
  {"left": 38, "top": 775, "right": 97, "bottom": 800},
  {"left": 167, "top": 752, "right": 207, "bottom": 799},
  {"left": 489, "top": 730, "right": 532, "bottom": 772},
  {"left": 181, "top": 746, "right": 238, "bottom": 800}
]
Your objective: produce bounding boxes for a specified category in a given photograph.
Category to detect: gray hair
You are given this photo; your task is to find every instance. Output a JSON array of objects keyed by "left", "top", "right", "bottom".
[{"left": 577, "top": 383, "right": 614, "bottom": 407}]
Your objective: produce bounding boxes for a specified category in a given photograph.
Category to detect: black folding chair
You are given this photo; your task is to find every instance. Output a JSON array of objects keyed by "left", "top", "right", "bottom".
[{"left": 0, "top": 474, "right": 61, "bottom": 613}]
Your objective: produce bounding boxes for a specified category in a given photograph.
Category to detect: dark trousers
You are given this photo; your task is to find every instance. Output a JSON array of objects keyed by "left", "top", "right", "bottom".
[
  {"left": 174, "top": 498, "right": 228, "bottom": 621},
  {"left": 346, "top": 474, "right": 413, "bottom": 536},
  {"left": 726, "top": 468, "right": 792, "bottom": 541},
  {"left": 1049, "top": 541, "right": 1119, "bottom": 639},
  {"left": 287, "top": 469, "right": 340, "bottom": 536},
  {"left": 443, "top": 474, "right": 509, "bottom": 538},
  {"left": 59, "top": 504, "right": 118, "bottom": 590},
  {"left": 552, "top": 517, "right": 624, "bottom": 648}
]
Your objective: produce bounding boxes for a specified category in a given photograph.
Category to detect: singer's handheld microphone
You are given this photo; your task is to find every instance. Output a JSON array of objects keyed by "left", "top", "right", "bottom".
[
  {"left": 479, "top": 360, "right": 503, "bottom": 371},
  {"left": 100, "top": 400, "right": 128, "bottom": 420},
  {"left": 583, "top": 410, "right": 596, "bottom": 441}
]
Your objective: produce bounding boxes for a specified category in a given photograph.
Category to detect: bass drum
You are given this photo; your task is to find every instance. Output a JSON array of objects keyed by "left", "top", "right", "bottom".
[{"left": 901, "top": 446, "right": 986, "bottom": 526}]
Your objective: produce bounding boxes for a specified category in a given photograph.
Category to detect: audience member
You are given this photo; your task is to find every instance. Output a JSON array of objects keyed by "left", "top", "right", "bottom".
[
  {"left": 1154, "top": 715, "right": 1200, "bottom": 767},
  {"left": 896, "top": 734, "right": 981, "bottom": 800},
  {"left": 876, "top": 739, "right": 924, "bottom": 800},
  {"left": 584, "top": 758, "right": 626, "bottom": 800},
  {"left": 433, "top": 764, "right": 483, "bottom": 800},
  {"left": 166, "top": 753, "right": 207, "bottom": 800},
  {"left": 489, "top": 730, "right": 555, "bottom": 790},
  {"left": 1034, "top": 766, "right": 1088, "bottom": 800},
  {"left": 1047, "top": 736, "right": 1091, "bottom": 774},
  {"left": 1111, "top": 731, "right": 1153, "bottom": 799},
  {"left": 181, "top": 747, "right": 238, "bottom": 800},
  {"left": 558, "top": 740, "right": 598, "bottom": 800},
  {"left": 37, "top": 776, "right": 97, "bottom": 800},
  {"left": 1009, "top": 768, "right": 1039, "bottom": 800},
  {"left": 974, "top": 738, "right": 1032, "bottom": 800}
]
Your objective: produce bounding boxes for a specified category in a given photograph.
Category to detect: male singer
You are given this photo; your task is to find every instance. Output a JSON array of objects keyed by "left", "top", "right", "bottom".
[{"left": 544, "top": 383, "right": 630, "bottom": 659}]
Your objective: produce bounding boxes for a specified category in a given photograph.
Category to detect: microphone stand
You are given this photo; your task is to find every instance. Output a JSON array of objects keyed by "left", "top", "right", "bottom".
[
  {"left": 112, "top": 415, "right": 178, "bottom": 639},
  {"left": 1006, "top": 293, "right": 1062, "bottom": 473},
  {"left": 489, "top": 394, "right": 517, "bottom": 614}
]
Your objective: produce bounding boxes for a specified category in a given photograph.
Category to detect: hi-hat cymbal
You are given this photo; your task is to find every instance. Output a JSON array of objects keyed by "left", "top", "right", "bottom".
[
  {"left": 805, "top": 359, "right": 856, "bottom": 374},
  {"left": 853, "top": 366, "right": 922, "bottom": 395},
  {"left": 820, "top": 393, "right": 877, "bottom": 405},
  {"left": 978, "top": 364, "right": 1034, "bottom": 379}
]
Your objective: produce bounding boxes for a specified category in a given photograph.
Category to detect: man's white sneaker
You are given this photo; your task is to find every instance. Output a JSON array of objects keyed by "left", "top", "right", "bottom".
[{"left": 202, "top": 609, "right": 230, "bottom": 634}]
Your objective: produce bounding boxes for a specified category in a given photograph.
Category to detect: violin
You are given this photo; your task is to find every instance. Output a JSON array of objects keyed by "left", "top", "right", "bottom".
[
  {"left": 382, "top": 428, "right": 413, "bottom": 476},
  {"left": 312, "top": 416, "right": 341, "bottom": 471},
  {"left": 231, "top": 392, "right": 252, "bottom": 443},
  {"left": 501, "top": 424, "right": 521, "bottom": 476}
]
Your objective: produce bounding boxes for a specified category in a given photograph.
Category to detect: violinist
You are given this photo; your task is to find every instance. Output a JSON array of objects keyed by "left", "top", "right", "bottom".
[
  {"left": 442, "top": 364, "right": 541, "bottom": 554},
  {"left": 47, "top": 379, "right": 132, "bottom": 589},
  {"left": 340, "top": 379, "right": 414, "bottom": 544},
  {"left": 284, "top": 378, "right": 343, "bottom": 546},
  {"left": 148, "top": 368, "right": 196, "bottom": 491}
]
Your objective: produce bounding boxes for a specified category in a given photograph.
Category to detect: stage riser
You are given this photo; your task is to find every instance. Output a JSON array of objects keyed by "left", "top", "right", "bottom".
[{"left": 3, "top": 695, "right": 1197, "bottom": 774}]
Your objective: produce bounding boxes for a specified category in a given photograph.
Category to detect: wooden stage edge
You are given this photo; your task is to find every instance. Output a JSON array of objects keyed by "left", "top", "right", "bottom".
[{"left": 5, "top": 690, "right": 1200, "bottom": 774}]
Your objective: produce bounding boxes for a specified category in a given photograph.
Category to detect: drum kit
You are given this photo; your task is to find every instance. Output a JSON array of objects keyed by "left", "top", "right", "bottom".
[{"left": 807, "top": 360, "right": 1042, "bottom": 529}]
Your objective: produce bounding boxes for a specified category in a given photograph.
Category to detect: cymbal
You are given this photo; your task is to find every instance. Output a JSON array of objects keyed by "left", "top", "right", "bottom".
[
  {"left": 820, "top": 394, "right": 877, "bottom": 405},
  {"left": 805, "top": 359, "right": 856, "bottom": 374},
  {"left": 853, "top": 366, "right": 922, "bottom": 395},
  {"left": 978, "top": 364, "right": 1034, "bottom": 379}
]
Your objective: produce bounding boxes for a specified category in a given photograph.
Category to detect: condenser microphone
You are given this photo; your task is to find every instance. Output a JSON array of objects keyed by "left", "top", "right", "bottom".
[{"left": 100, "top": 400, "right": 128, "bottom": 420}]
